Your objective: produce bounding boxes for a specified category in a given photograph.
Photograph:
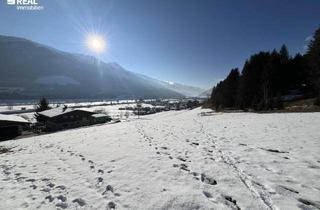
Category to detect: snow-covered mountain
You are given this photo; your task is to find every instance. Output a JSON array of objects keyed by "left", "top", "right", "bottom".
[
  {"left": 159, "top": 81, "right": 205, "bottom": 97},
  {"left": 0, "top": 35, "right": 203, "bottom": 99},
  {"left": 198, "top": 88, "right": 213, "bottom": 98}
]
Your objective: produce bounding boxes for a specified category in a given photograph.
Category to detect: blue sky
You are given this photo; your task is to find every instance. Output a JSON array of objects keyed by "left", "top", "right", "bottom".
[{"left": 0, "top": 0, "right": 319, "bottom": 89}]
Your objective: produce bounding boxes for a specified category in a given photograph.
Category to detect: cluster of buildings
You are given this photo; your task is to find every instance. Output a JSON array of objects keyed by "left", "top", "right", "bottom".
[
  {"left": 120, "top": 99, "right": 202, "bottom": 116},
  {"left": 0, "top": 99, "right": 203, "bottom": 141},
  {"left": 148, "top": 99, "right": 201, "bottom": 111},
  {"left": 0, "top": 107, "right": 111, "bottom": 141}
]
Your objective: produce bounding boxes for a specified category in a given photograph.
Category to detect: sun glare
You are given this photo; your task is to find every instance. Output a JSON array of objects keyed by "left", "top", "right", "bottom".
[{"left": 86, "top": 34, "right": 106, "bottom": 54}]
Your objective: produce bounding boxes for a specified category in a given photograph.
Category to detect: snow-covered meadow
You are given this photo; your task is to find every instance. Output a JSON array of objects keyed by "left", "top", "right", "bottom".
[{"left": 0, "top": 109, "right": 319, "bottom": 210}]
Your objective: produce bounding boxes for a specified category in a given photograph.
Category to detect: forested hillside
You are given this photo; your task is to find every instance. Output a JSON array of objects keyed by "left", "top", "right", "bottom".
[{"left": 210, "top": 27, "right": 320, "bottom": 110}]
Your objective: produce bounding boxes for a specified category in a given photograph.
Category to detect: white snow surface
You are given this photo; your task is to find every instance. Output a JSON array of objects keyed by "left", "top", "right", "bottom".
[
  {"left": 39, "top": 107, "right": 93, "bottom": 118},
  {"left": 0, "top": 109, "right": 320, "bottom": 210},
  {"left": 0, "top": 113, "right": 30, "bottom": 123}
]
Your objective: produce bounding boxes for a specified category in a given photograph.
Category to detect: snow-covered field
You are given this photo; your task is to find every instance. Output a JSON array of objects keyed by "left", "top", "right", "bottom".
[{"left": 0, "top": 109, "right": 319, "bottom": 210}]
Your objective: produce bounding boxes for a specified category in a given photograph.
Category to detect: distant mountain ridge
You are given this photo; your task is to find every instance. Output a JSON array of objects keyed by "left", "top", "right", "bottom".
[
  {"left": 198, "top": 88, "right": 213, "bottom": 98},
  {"left": 0, "top": 35, "right": 203, "bottom": 99},
  {"left": 160, "top": 81, "right": 205, "bottom": 97}
]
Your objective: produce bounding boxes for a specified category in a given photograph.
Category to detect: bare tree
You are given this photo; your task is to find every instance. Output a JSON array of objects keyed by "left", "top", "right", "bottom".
[
  {"left": 7, "top": 104, "right": 13, "bottom": 110},
  {"left": 124, "top": 111, "right": 130, "bottom": 119},
  {"left": 136, "top": 102, "right": 142, "bottom": 118}
]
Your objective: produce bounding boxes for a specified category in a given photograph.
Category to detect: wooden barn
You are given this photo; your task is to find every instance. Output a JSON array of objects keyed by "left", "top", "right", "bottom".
[
  {"left": 0, "top": 114, "right": 31, "bottom": 141},
  {"left": 38, "top": 107, "right": 111, "bottom": 131}
]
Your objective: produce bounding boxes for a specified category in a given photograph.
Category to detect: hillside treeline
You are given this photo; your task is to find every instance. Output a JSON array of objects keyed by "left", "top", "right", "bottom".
[{"left": 211, "top": 27, "right": 320, "bottom": 111}]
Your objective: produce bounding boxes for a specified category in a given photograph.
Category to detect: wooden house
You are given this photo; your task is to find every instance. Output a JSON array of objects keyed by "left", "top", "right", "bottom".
[
  {"left": 0, "top": 114, "right": 30, "bottom": 141},
  {"left": 38, "top": 107, "right": 111, "bottom": 131}
]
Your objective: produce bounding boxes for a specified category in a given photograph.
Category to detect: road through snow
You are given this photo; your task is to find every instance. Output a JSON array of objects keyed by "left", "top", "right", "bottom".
[{"left": 0, "top": 108, "right": 320, "bottom": 210}]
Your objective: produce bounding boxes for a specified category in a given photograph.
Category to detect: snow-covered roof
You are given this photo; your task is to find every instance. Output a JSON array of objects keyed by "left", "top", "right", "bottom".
[
  {"left": 91, "top": 113, "right": 109, "bottom": 118},
  {"left": 39, "top": 107, "right": 93, "bottom": 118},
  {"left": 0, "top": 114, "right": 30, "bottom": 123},
  {"left": 155, "top": 106, "right": 166, "bottom": 108},
  {"left": 138, "top": 103, "right": 153, "bottom": 108}
]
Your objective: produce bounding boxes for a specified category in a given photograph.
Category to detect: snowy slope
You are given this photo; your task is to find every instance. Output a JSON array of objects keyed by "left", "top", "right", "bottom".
[{"left": 0, "top": 109, "right": 320, "bottom": 209}]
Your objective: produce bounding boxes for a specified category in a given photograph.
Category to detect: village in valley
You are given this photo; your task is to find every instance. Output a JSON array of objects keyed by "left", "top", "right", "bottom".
[{"left": 0, "top": 98, "right": 202, "bottom": 141}]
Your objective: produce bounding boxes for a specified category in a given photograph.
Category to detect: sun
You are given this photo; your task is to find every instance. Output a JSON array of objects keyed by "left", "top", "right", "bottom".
[{"left": 86, "top": 34, "right": 106, "bottom": 54}]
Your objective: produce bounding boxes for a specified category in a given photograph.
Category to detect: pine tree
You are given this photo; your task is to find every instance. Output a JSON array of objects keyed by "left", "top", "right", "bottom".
[
  {"left": 280, "top": 44, "right": 289, "bottom": 60},
  {"left": 306, "top": 27, "right": 320, "bottom": 98},
  {"left": 236, "top": 52, "right": 272, "bottom": 109},
  {"left": 210, "top": 26, "right": 320, "bottom": 110},
  {"left": 289, "top": 54, "right": 308, "bottom": 90},
  {"left": 278, "top": 44, "right": 291, "bottom": 94},
  {"left": 34, "top": 97, "right": 51, "bottom": 123},
  {"left": 222, "top": 68, "right": 240, "bottom": 107},
  {"left": 210, "top": 68, "right": 240, "bottom": 109}
]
